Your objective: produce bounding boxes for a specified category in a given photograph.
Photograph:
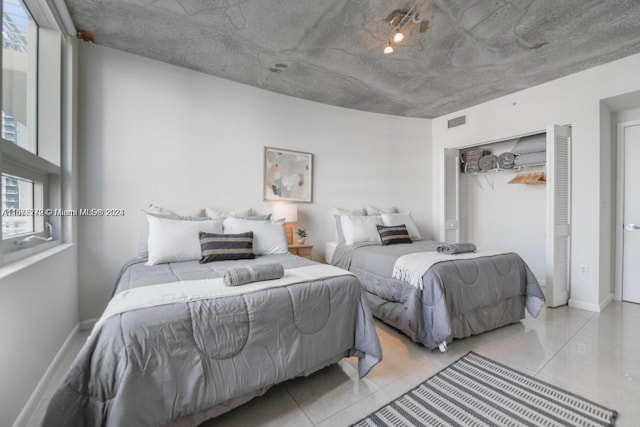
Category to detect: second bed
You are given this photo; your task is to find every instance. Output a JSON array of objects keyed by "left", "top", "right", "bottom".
[{"left": 330, "top": 240, "right": 545, "bottom": 350}]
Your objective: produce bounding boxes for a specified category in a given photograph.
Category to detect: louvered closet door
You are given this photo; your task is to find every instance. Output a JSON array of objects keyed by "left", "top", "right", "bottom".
[
  {"left": 441, "top": 148, "right": 461, "bottom": 243},
  {"left": 546, "top": 125, "right": 572, "bottom": 307}
]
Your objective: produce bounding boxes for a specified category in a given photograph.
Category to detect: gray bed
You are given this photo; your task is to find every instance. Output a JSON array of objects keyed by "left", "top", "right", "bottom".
[
  {"left": 331, "top": 240, "right": 545, "bottom": 350},
  {"left": 42, "top": 254, "right": 382, "bottom": 427}
]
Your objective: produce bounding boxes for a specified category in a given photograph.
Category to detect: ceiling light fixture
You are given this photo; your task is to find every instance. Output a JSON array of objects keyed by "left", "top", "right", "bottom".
[
  {"left": 383, "top": 40, "right": 394, "bottom": 54},
  {"left": 382, "top": 0, "right": 429, "bottom": 54},
  {"left": 393, "top": 29, "right": 404, "bottom": 43}
]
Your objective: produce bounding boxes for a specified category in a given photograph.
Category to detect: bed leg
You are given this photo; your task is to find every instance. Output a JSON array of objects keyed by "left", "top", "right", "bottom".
[{"left": 438, "top": 342, "right": 448, "bottom": 352}]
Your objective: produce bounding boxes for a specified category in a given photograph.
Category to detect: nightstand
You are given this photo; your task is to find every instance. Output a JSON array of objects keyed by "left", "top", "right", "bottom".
[{"left": 288, "top": 243, "right": 313, "bottom": 259}]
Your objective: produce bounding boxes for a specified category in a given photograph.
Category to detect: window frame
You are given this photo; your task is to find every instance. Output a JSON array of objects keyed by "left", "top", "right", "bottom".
[
  {"left": 0, "top": 0, "right": 63, "bottom": 265},
  {"left": 2, "top": 158, "right": 48, "bottom": 236},
  {"left": 0, "top": 141, "right": 59, "bottom": 263}
]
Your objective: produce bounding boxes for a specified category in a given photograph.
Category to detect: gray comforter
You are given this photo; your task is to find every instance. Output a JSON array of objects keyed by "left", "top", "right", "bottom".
[
  {"left": 332, "top": 241, "right": 545, "bottom": 349},
  {"left": 43, "top": 254, "right": 381, "bottom": 427}
]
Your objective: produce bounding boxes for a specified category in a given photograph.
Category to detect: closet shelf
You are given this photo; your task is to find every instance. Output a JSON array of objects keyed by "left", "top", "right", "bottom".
[{"left": 465, "top": 163, "right": 545, "bottom": 176}]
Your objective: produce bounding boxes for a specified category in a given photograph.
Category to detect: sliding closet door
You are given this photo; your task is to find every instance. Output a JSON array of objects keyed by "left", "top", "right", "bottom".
[
  {"left": 546, "top": 125, "right": 572, "bottom": 307},
  {"left": 441, "top": 148, "right": 461, "bottom": 243}
]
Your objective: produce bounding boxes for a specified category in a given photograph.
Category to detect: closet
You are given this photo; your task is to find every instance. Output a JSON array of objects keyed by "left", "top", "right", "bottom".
[{"left": 441, "top": 125, "right": 571, "bottom": 307}]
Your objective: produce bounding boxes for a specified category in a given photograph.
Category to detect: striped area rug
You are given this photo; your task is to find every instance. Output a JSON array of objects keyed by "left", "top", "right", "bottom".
[{"left": 353, "top": 352, "right": 617, "bottom": 427}]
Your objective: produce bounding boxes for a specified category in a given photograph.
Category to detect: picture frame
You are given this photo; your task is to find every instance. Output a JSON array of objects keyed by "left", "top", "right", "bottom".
[{"left": 263, "top": 146, "right": 313, "bottom": 203}]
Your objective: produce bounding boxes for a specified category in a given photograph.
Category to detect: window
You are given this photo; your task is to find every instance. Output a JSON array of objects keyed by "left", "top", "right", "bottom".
[
  {"left": 2, "top": 0, "right": 37, "bottom": 154},
  {"left": 1, "top": 0, "right": 62, "bottom": 262},
  {"left": 2, "top": 175, "right": 35, "bottom": 236}
]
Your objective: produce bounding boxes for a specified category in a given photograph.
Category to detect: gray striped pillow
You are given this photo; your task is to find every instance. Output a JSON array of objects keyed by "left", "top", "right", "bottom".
[
  {"left": 376, "top": 224, "right": 412, "bottom": 246},
  {"left": 199, "top": 231, "right": 255, "bottom": 263}
]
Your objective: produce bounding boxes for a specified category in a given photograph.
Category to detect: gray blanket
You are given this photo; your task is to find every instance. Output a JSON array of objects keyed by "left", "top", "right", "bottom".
[
  {"left": 43, "top": 254, "right": 381, "bottom": 427},
  {"left": 513, "top": 133, "right": 546, "bottom": 154},
  {"left": 331, "top": 241, "right": 545, "bottom": 349}
]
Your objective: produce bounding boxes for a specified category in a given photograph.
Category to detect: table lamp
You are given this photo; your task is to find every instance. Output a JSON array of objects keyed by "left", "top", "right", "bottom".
[{"left": 272, "top": 203, "right": 298, "bottom": 245}]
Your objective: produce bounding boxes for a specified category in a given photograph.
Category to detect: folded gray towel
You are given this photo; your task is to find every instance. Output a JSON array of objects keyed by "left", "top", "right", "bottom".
[
  {"left": 498, "top": 152, "right": 516, "bottom": 169},
  {"left": 223, "top": 263, "right": 285, "bottom": 286},
  {"left": 464, "top": 162, "right": 481, "bottom": 173},
  {"left": 462, "top": 149, "right": 487, "bottom": 161},
  {"left": 436, "top": 243, "right": 477, "bottom": 255},
  {"left": 479, "top": 154, "right": 498, "bottom": 171}
]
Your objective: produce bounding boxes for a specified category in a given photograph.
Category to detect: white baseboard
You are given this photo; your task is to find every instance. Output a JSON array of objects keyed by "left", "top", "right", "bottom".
[
  {"left": 598, "top": 293, "right": 614, "bottom": 311},
  {"left": 79, "top": 318, "right": 98, "bottom": 330},
  {"left": 568, "top": 294, "right": 613, "bottom": 312},
  {"left": 13, "top": 323, "right": 80, "bottom": 427}
]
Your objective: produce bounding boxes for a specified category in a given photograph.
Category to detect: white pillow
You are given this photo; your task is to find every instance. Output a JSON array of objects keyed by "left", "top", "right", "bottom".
[
  {"left": 366, "top": 206, "right": 398, "bottom": 215},
  {"left": 146, "top": 216, "right": 223, "bottom": 265},
  {"left": 175, "top": 208, "right": 206, "bottom": 217},
  {"left": 206, "top": 207, "right": 253, "bottom": 219},
  {"left": 147, "top": 204, "right": 205, "bottom": 218},
  {"left": 381, "top": 212, "right": 421, "bottom": 240},
  {"left": 146, "top": 203, "right": 176, "bottom": 216},
  {"left": 139, "top": 208, "right": 206, "bottom": 258},
  {"left": 331, "top": 207, "right": 368, "bottom": 242},
  {"left": 340, "top": 215, "right": 382, "bottom": 245},
  {"left": 332, "top": 207, "right": 367, "bottom": 216},
  {"left": 223, "top": 217, "right": 288, "bottom": 255}
]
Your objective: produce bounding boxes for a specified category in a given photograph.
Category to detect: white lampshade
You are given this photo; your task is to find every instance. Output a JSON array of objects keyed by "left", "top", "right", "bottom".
[{"left": 272, "top": 204, "right": 298, "bottom": 223}]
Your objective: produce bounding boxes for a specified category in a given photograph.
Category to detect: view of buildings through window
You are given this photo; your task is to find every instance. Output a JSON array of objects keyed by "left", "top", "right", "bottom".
[
  {"left": 2, "top": 0, "right": 37, "bottom": 238},
  {"left": 1, "top": 174, "right": 34, "bottom": 236},
  {"left": 2, "top": 0, "right": 32, "bottom": 148}
]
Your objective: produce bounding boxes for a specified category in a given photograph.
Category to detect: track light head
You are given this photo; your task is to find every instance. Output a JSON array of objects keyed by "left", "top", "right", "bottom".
[
  {"left": 383, "top": 39, "right": 393, "bottom": 54},
  {"left": 393, "top": 29, "right": 404, "bottom": 43}
]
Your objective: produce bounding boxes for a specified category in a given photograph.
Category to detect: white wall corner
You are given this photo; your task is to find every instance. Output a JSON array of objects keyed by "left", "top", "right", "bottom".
[{"left": 598, "top": 293, "right": 614, "bottom": 311}]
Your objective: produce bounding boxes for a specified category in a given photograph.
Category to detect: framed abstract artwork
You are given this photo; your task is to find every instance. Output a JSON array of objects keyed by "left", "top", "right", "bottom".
[{"left": 263, "top": 147, "right": 313, "bottom": 203}]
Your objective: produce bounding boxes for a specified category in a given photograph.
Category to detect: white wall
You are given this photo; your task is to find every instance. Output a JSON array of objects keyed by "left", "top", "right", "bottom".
[
  {"left": 0, "top": 246, "right": 78, "bottom": 426},
  {"left": 77, "top": 44, "right": 432, "bottom": 321},
  {"left": 432, "top": 52, "right": 640, "bottom": 311}
]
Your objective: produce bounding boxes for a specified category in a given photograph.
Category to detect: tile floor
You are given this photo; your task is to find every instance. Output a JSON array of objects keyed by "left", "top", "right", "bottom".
[{"left": 29, "top": 302, "right": 639, "bottom": 426}]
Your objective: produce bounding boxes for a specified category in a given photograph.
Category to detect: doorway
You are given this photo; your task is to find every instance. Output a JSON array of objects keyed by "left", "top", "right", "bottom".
[{"left": 617, "top": 121, "right": 640, "bottom": 303}]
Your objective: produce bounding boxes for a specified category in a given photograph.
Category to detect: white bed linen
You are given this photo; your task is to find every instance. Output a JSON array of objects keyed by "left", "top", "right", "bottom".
[
  {"left": 325, "top": 241, "right": 339, "bottom": 264},
  {"left": 392, "top": 249, "right": 506, "bottom": 288}
]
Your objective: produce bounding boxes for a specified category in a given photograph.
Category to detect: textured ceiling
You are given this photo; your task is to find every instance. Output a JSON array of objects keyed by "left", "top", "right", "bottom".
[{"left": 64, "top": 0, "right": 640, "bottom": 118}]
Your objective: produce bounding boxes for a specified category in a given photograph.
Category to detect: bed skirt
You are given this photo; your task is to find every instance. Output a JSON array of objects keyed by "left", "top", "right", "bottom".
[{"left": 364, "top": 291, "right": 525, "bottom": 346}]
